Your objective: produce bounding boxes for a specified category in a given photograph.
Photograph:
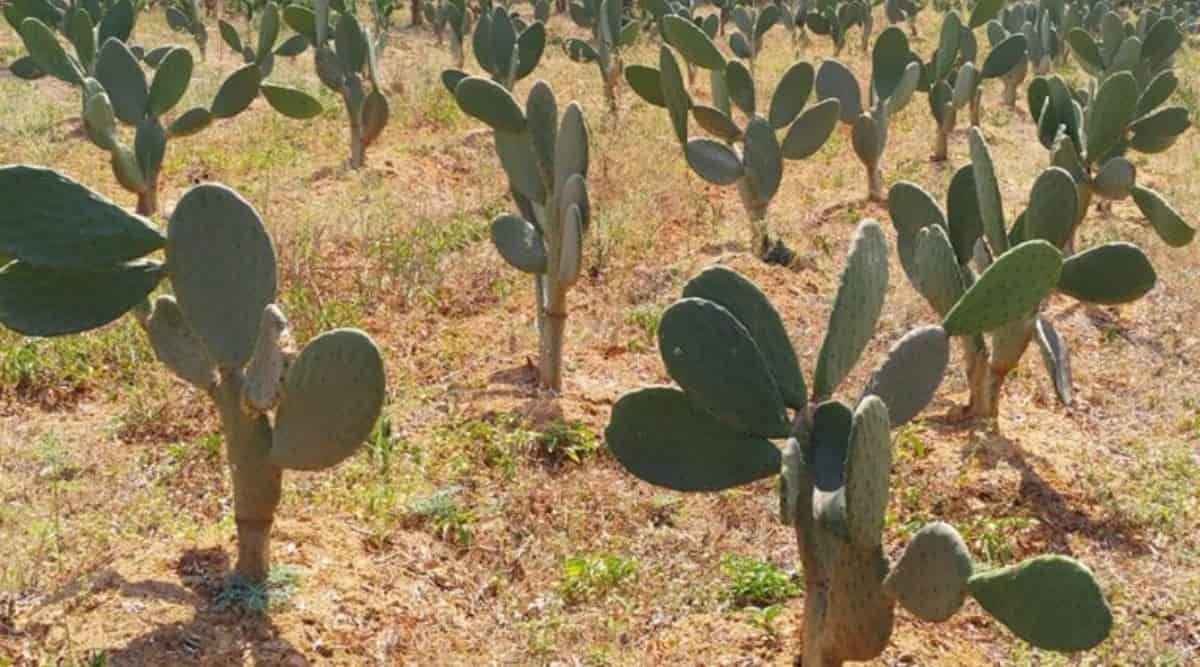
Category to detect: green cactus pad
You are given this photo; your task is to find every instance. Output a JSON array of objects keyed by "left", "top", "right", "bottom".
[
  {"left": 872, "top": 27, "right": 911, "bottom": 102},
  {"left": 0, "top": 258, "right": 164, "bottom": 336},
  {"left": 1034, "top": 316, "right": 1072, "bottom": 405},
  {"left": 625, "top": 65, "right": 665, "bottom": 107},
  {"left": 968, "top": 0, "right": 1003, "bottom": 27},
  {"left": 943, "top": 240, "right": 1062, "bottom": 337},
  {"left": 557, "top": 173, "right": 590, "bottom": 233},
  {"left": 816, "top": 59, "right": 862, "bottom": 124},
  {"left": 725, "top": 61, "right": 755, "bottom": 116},
  {"left": 440, "top": 69, "right": 469, "bottom": 96},
  {"left": 768, "top": 62, "right": 814, "bottom": 130},
  {"left": 454, "top": 76, "right": 525, "bottom": 132},
  {"left": 981, "top": 34, "right": 1026, "bottom": 78},
  {"left": 780, "top": 98, "right": 840, "bottom": 160},
  {"left": 684, "top": 138, "right": 742, "bottom": 186},
  {"left": 968, "top": 555, "right": 1112, "bottom": 652},
  {"left": 659, "top": 47, "right": 691, "bottom": 145},
  {"left": 491, "top": 214, "right": 547, "bottom": 274},
  {"left": 810, "top": 399, "right": 852, "bottom": 492},
  {"left": 813, "top": 220, "right": 889, "bottom": 399},
  {"left": 743, "top": 117, "right": 782, "bottom": 204},
  {"left": 211, "top": 64, "right": 262, "bottom": 119},
  {"left": 362, "top": 90, "right": 389, "bottom": 147},
  {"left": 135, "top": 118, "right": 167, "bottom": 186},
  {"left": 558, "top": 205, "right": 584, "bottom": 287},
  {"left": 691, "top": 106, "right": 742, "bottom": 142},
  {"left": 946, "top": 165, "right": 983, "bottom": 266},
  {"left": 851, "top": 112, "right": 882, "bottom": 167},
  {"left": 1057, "top": 242, "right": 1156, "bottom": 305},
  {"left": 334, "top": 12, "right": 368, "bottom": 73},
  {"left": 885, "top": 63, "right": 921, "bottom": 116},
  {"left": 1132, "top": 186, "right": 1195, "bottom": 248},
  {"left": 883, "top": 522, "right": 972, "bottom": 621},
  {"left": 95, "top": 38, "right": 149, "bottom": 125},
  {"left": 167, "top": 183, "right": 278, "bottom": 369},
  {"left": 1137, "top": 70, "right": 1177, "bottom": 118},
  {"left": 0, "top": 165, "right": 165, "bottom": 269},
  {"left": 19, "top": 18, "right": 83, "bottom": 85},
  {"left": 1025, "top": 167, "right": 1077, "bottom": 249},
  {"left": 110, "top": 146, "right": 147, "bottom": 194},
  {"left": 148, "top": 48, "right": 194, "bottom": 117},
  {"left": 662, "top": 15, "right": 725, "bottom": 70},
  {"left": 167, "top": 107, "right": 213, "bottom": 138},
  {"left": 65, "top": 9, "right": 95, "bottom": 73},
  {"left": 682, "top": 266, "right": 806, "bottom": 409},
  {"left": 1128, "top": 106, "right": 1190, "bottom": 154},
  {"left": 969, "top": 128, "right": 1008, "bottom": 255},
  {"left": 515, "top": 22, "right": 546, "bottom": 81},
  {"left": 495, "top": 129, "right": 546, "bottom": 204},
  {"left": 843, "top": 396, "right": 891, "bottom": 547},
  {"left": 887, "top": 181, "right": 947, "bottom": 283},
  {"left": 824, "top": 542, "right": 896, "bottom": 661},
  {"left": 555, "top": 102, "right": 589, "bottom": 189},
  {"left": 8, "top": 56, "right": 44, "bottom": 81},
  {"left": 933, "top": 11, "right": 962, "bottom": 81},
  {"left": 658, "top": 298, "right": 790, "bottom": 438},
  {"left": 84, "top": 89, "right": 118, "bottom": 151},
  {"left": 1091, "top": 157, "right": 1135, "bottom": 201},
  {"left": 272, "top": 328, "right": 386, "bottom": 471},
  {"left": 526, "top": 82, "right": 557, "bottom": 183},
  {"left": 260, "top": 84, "right": 323, "bottom": 119},
  {"left": 1143, "top": 17, "right": 1183, "bottom": 70},
  {"left": 1086, "top": 72, "right": 1137, "bottom": 164},
  {"left": 913, "top": 225, "right": 966, "bottom": 317},
  {"left": 144, "top": 294, "right": 218, "bottom": 391},
  {"left": 242, "top": 304, "right": 291, "bottom": 411},
  {"left": 1067, "top": 28, "right": 1103, "bottom": 75},
  {"left": 605, "top": 386, "right": 782, "bottom": 492},
  {"left": 862, "top": 325, "right": 949, "bottom": 427}
]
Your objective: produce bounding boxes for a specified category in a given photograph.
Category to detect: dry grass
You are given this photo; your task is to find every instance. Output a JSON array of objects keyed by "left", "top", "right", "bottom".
[{"left": 1, "top": 5, "right": 1199, "bottom": 666}]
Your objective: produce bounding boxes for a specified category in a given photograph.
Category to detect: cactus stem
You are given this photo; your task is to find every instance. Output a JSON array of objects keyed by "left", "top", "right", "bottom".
[
  {"left": 349, "top": 118, "right": 366, "bottom": 169},
  {"left": 539, "top": 308, "right": 567, "bottom": 391},
  {"left": 136, "top": 187, "right": 158, "bottom": 216},
  {"left": 866, "top": 163, "right": 884, "bottom": 203}
]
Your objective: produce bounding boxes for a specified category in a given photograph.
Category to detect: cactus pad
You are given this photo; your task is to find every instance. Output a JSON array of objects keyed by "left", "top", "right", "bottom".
[
  {"left": 862, "top": 325, "right": 949, "bottom": 427},
  {"left": 968, "top": 555, "right": 1112, "bottom": 652},
  {"left": 243, "top": 304, "right": 293, "bottom": 412},
  {"left": 1057, "top": 242, "right": 1156, "bottom": 305},
  {"left": 682, "top": 267, "right": 806, "bottom": 409},
  {"left": 816, "top": 59, "right": 862, "bottom": 124},
  {"left": 95, "top": 38, "right": 149, "bottom": 125},
  {"left": 851, "top": 112, "right": 882, "bottom": 167},
  {"left": 810, "top": 400, "right": 853, "bottom": 492},
  {"left": 844, "top": 396, "right": 891, "bottom": 547},
  {"left": 768, "top": 62, "right": 814, "bottom": 130},
  {"left": 1091, "top": 157, "right": 1136, "bottom": 201},
  {"left": 887, "top": 181, "right": 947, "bottom": 283},
  {"left": 491, "top": 214, "right": 548, "bottom": 274},
  {"left": 1132, "top": 185, "right": 1195, "bottom": 248},
  {"left": 780, "top": 98, "right": 840, "bottom": 160},
  {"left": 149, "top": 47, "right": 194, "bottom": 117},
  {"left": 1034, "top": 316, "right": 1072, "bottom": 405},
  {"left": 742, "top": 117, "right": 782, "bottom": 204},
  {"left": 883, "top": 522, "right": 972, "bottom": 621},
  {"left": 167, "top": 183, "right": 278, "bottom": 369},
  {"left": 813, "top": 220, "right": 888, "bottom": 398},
  {"left": 1086, "top": 72, "right": 1137, "bottom": 163},
  {"left": 210, "top": 64, "right": 262, "bottom": 119},
  {"left": 684, "top": 138, "right": 742, "bottom": 186},
  {"left": 0, "top": 259, "right": 165, "bottom": 336},
  {"left": 144, "top": 295, "right": 217, "bottom": 391},
  {"left": 625, "top": 65, "right": 665, "bottom": 107},
  {"left": 453, "top": 77, "right": 526, "bottom": 132},
  {"left": 968, "top": 128, "right": 1008, "bottom": 254},
  {"left": 943, "top": 240, "right": 1062, "bottom": 337},
  {"left": 912, "top": 225, "right": 967, "bottom": 317},
  {"left": 946, "top": 166, "right": 983, "bottom": 266},
  {"left": 606, "top": 386, "right": 782, "bottom": 492},
  {"left": 657, "top": 298, "right": 790, "bottom": 438},
  {"left": 1025, "top": 167, "right": 1077, "bottom": 249},
  {"left": 271, "top": 328, "right": 385, "bottom": 470},
  {"left": 662, "top": 15, "right": 725, "bottom": 70}
]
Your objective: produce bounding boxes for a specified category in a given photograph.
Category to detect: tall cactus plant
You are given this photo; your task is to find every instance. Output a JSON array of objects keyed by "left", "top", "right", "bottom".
[
  {"left": 564, "top": 0, "right": 638, "bottom": 114},
  {"left": 0, "top": 166, "right": 386, "bottom": 583},
  {"left": 889, "top": 129, "right": 1178, "bottom": 421},
  {"left": 448, "top": 78, "right": 590, "bottom": 392},
  {"left": 815, "top": 26, "right": 921, "bottom": 201},
  {"left": 605, "top": 224, "right": 1113, "bottom": 666},
  {"left": 626, "top": 21, "right": 840, "bottom": 264}
]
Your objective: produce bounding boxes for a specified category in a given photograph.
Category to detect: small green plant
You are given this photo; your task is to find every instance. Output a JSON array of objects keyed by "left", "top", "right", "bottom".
[
  {"left": 534, "top": 419, "right": 599, "bottom": 464},
  {"left": 214, "top": 564, "right": 301, "bottom": 612},
  {"left": 815, "top": 26, "right": 921, "bottom": 201},
  {"left": 407, "top": 486, "right": 475, "bottom": 545},
  {"left": 564, "top": 0, "right": 638, "bottom": 114},
  {"left": 605, "top": 225, "right": 1113, "bottom": 665},
  {"left": 0, "top": 168, "right": 387, "bottom": 583},
  {"left": 559, "top": 553, "right": 637, "bottom": 603},
  {"left": 744, "top": 604, "right": 785, "bottom": 640},
  {"left": 628, "top": 23, "right": 841, "bottom": 263},
  {"left": 721, "top": 554, "right": 801, "bottom": 608}
]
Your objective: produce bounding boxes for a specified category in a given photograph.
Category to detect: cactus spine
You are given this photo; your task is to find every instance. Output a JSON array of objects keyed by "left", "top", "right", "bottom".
[
  {"left": 0, "top": 167, "right": 386, "bottom": 582},
  {"left": 606, "top": 223, "right": 1113, "bottom": 664}
]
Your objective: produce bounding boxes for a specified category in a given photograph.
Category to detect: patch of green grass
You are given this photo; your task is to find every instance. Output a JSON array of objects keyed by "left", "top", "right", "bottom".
[
  {"left": 214, "top": 565, "right": 302, "bottom": 613},
  {"left": 957, "top": 516, "right": 1036, "bottom": 566},
  {"left": 281, "top": 286, "right": 367, "bottom": 343},
  {"left": 366, "top": 212, "right": 489, "bottom": 308},
  {"left": 406, "top": 485, "right": 476, "bottom": 546},
  {"left": 624, "top": 303, "right": 663, "bottom": 351},
  {"left": 0, "top": 318, "right": 153, "bottom": 399},
  {"left": 559, "top": 553, "right": 638, "bottom": 604},
  {"left": 533, "top": 420, "right": 600, "bottom": 465},
  {"left": 720, "top": 554, "right": 802, "bottom": 609}
]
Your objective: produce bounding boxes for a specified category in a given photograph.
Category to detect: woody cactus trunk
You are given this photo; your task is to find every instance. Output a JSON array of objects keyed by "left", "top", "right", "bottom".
[
  {"left": 0, "top": 167, "right": 386, "bottom": 582},
  {"left": 605, "top": 222, "right": 1113, "bottom": 664}
]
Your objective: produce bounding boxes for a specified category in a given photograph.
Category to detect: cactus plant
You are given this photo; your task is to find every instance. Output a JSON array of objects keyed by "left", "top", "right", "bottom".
[
  {"left": 423, "top": 0, "right": 470, "bottom": 67},
  {"left": 564, "top": 0, "right": 639, "bottom": 114},
  {"left": 441, "top": 6, "right": 545, "bottom": 91},
  {"left": 6, "top": 0, "right": 138, "bottom": 80},
  {"left": 605, "top": 224, "right": 1113, "bottom": 665},
  {"left": 815, "top": 26, "right": 921, "bottom": 201},
  {"left": 448, "top": 78, "right": 590, "bottom": 392},
  {"left": 16, "top": 26, "right": 321, "bottom": 214},
  {"left": 217, "top": 1, "right": 310, "bottom": 77},
  {"left": 884, "top": 0, "right": 921, "bottom": 35},
  {"left": 291, "top": 0, "right": 389, "bottom": 169},
  {"left": 627, "top": 27, "right": 841, "bottom": 264},
  {"left": 889, "top": 128, "right": 1176, "bottom": 421},
  {"left": 984, "top": 18, "right": 1030, "bottom": 108},
  {"left": 726, "top": 3, "right": 779, "bottom": 74},
  {"left": 165, "top": 0, "right": 210, "bottom": 60},
  {"left": 0, "top": 166, "right": 386, "bottom": 583},
  {"left": 806, "top": 0, "right": 870, "bottom": 55},
  {"left": 776, "top": 0, "right": 808, "bottom": 54}
]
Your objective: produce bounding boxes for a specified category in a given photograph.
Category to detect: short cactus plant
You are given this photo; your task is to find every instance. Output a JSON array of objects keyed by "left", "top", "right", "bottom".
[
  {"left": 627, "top": 25, "right": 840, "bottom": 264},
  {"left": 448, "top": 78, "right": 590, "bottom": 392},
  {"left": 884, "top": 0, "right": 922, "bottom": 35},
  {"left": 292, "top": 0, "right": 390, "bottom": 168},
  {"left": 423, "top": 0, "right": 470, "bottom": 67},
  {"left": 564, "top": 0, "right": 638, "bottom": 114},
  {"left": 815, "top": 26, "right": 921, "bottom": 201},
  {"left": 776, "top": 0, "right": 808, "bottom": 54},
  {"left": 6, "top": 0, "right": 137, "bottom": 80},
  {"left": 0, "top": 166, "right": 386, "bottom": 583},
  {"left": 442, "top": 6, "right": 545, "bottom": 92},
  {"left": 726, "top": 3, "right": 779, "bottom": 73},
  {"left": 164, "top": 0, "right": 210, "bottom": 59},
  {"left": 805, "top": 0, "right": 870, "bottom": 55},
  {"left": 984, "top": 18, "right": 1031, "bottom": 108},
  {"left": 605, "top": 223, "right": 1113, "bottom": 665},
  {"left": 217, "top": 1, "right": 310, "bottom": 77},
  {"left": 889, "top": 128, "right": 1177, "bottom": 421}
]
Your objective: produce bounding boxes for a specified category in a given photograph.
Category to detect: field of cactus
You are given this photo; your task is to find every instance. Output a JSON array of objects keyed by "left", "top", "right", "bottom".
[{"left": 1, "top": 0, "right": 1199, "bottom": 664}]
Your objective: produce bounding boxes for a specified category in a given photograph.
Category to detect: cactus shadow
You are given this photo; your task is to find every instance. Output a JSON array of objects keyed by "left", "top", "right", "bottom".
[
  {"left": 98, "top": 547, "right": 306, "bottom": 666},
  {"left": 961, "top": 433, "right": 1150, "bottom": 557}
]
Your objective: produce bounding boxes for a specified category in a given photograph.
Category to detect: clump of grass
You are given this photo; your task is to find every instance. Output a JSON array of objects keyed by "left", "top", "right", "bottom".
[
  {"left": 559, "top": 554, "right": 638, "bottom": 604},
  {"left": 533, "top": 420, "right": 600, "bottom": 466},
  {"left": 214, "top": 565, "right": 301, "bottom": 613},
  {"left": 720, "top": 554, "right": 802, "bottom": 609},
  {"left": 405, "top": 486, "right": 475, "bottom": 546}
]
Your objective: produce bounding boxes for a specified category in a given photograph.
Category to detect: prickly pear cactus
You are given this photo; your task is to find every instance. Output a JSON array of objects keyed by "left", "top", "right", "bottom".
[
  {"left": 165, "top": 0, "right": 210, "bottom": 59},
  {"left": 448, "top": 78, "right": 589, "bottom": 392},
  {"left": 625, "top": 32, "right": 841, "bottom": 264},
  {"left": 888, "top": 127, "right": 1167, "bottom": 423},
  {"left": 440, "top": 6, "right": 544, "bottom": 93},
  {"left": 605, "top": 224, "right": 1112, "bottom": 664},
  {"left": 815, "top": 26, "right": 920, "bottom": 201},
  {"left": 563, "top": 0, "right": 637, "bottom": 114},
  {"left": 216, "top": 1, "right": 311, "bottom": 77},
  {"left": 0, "top": 166, "right": 386, "bottom": 583}
]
